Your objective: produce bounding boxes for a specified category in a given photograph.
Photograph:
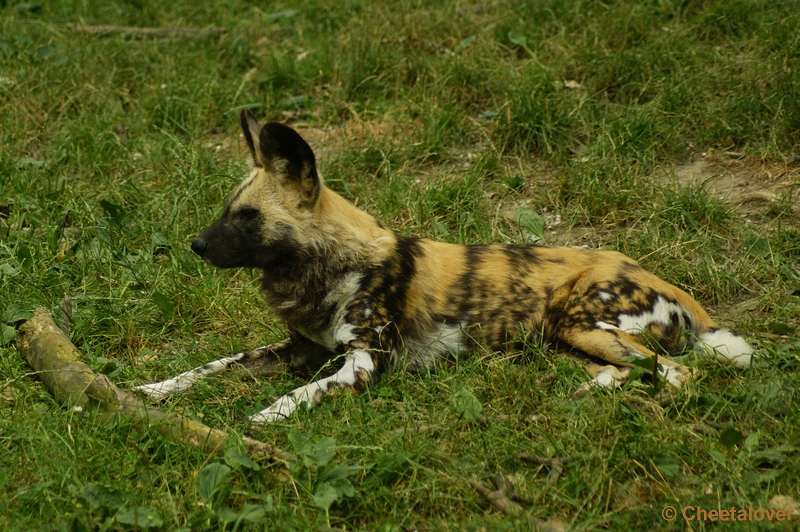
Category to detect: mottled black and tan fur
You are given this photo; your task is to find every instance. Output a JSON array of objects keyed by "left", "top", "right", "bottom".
[{"left": 137, "top": 111, "right": 754, "bottom": 422}]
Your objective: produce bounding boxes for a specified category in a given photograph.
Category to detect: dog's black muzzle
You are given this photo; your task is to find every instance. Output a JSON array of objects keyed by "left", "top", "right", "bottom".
[{"left": 191, "top": 236, "right": 208, "bottom": 257}]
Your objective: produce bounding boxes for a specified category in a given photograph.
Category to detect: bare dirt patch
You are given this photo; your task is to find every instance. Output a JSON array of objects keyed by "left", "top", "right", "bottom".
[
  {"left": 500, "top": 151, "right": 800, "bottom": 248},
  {"left": 661, "top": 151, "right": 800, "bottom": 223},
  {"left": 294, "top": 119, "right": 396, "bottom": 158}
]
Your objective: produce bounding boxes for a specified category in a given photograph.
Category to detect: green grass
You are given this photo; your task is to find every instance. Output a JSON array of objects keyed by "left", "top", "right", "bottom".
[{"left": 2, "top": 0, "right": 800, "bottom": 530}]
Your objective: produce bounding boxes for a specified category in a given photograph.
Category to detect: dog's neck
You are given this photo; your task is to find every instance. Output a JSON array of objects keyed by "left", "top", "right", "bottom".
[
  {"left": 259, "top": 186, "right": 397, "bottom": 330},
  {"left": 315, "top": 187, "right": 396, "bottom": 254}
]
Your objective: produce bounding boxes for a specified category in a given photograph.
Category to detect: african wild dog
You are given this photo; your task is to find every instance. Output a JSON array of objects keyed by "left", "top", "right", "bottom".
[{"left": 136, "top": 110, "right": 755, "bottom": 423}]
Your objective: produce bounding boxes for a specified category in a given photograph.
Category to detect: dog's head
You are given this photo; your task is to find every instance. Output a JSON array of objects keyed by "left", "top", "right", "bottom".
[{"left": 191, "top": 110, "right": 321, "bottom": 269}]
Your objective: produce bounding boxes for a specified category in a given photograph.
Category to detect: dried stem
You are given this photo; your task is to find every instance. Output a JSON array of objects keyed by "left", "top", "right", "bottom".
[
  {"left": 68, "top": 24, "right": 225, "bottom": 39},
  {"left": 519, "top": 455, "right": 577, "bottom": 486}
]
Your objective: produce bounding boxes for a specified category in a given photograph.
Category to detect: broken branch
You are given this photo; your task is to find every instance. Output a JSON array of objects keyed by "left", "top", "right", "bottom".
[{"left": 17, "top": 308, "right": 292, "bottom": 461}]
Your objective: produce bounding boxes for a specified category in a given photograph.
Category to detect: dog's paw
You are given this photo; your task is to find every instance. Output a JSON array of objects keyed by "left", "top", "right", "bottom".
[
  {"left": 249, "top": 394, "right": 299, "bottom": 424},
  {"left": 134, "top": 380, "right": 182, "bottom": 401},
  {"left": 574, "top": 365, "right": 630, "bottom": 398},
  {"left": 661, "top": 365, "right": 700, "bottom": 389}
]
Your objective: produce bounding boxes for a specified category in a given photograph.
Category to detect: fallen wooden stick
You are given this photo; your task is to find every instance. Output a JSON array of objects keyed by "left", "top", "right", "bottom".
[
  {"left": 468, "top": 476, "right": 524, "bottom": 515},
  {"left": 519, "top": 455, "right": 577, "bottom": 486},
  {"left": 468, "top": 475, "right": 565, "bottom": 532},
  {"left": 68, "top": 24, "right": 225, "bottom": 39},
  {"left": 16, "top": 308, "right": 292, "bottom": 461}
]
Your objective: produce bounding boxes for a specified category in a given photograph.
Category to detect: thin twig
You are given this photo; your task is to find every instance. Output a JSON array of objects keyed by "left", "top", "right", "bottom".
[
  {"left": 391, "top": 423, "right": 449, "bottom": 436},
  {"left": 519, "top": 455, "right": 577, "bottom": 467},
  {"left": 468, "top": 476, "right": 566, "bottom": 532},
  {"left": 519, "top": 455, "right": 577, "bottom": 486},
  {"left": 468, "top": 476, "right": 523, "bottom": 515},
  {"left": 68, "top": 24, "right": 225, "bottom": 39}
]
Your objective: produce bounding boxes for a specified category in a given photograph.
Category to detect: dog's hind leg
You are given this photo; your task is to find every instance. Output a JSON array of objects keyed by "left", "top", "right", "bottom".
[
  {"left": 135, "top": 339, "right": 294, "bottom": 400},
  {"left": 558, "top": 325, "right": 694, "bottom": 396}
]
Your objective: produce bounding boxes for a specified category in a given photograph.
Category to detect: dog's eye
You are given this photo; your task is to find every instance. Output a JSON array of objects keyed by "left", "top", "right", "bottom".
[{"left": 235, "top": 207, "right": 259, "bottom": 220}]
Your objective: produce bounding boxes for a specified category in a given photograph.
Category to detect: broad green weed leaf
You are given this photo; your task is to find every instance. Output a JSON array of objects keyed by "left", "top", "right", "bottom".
[
  {"left": 743, "top": 432, "right": 760, "bottom": 452},
  {"left": 653, "top": 456, "right": 680, "bottom": 477},
  {"left": 3, "top": 304, "right": 33, "bottom": 324},
  {"left": 1, "top": 324, "right": 15, "bottom": 346},
  {"left": 708, "top": 448, "right": 727, "bottom": 465},
  {"left": 327, "top": 476, "right": 355, "bottom": 498},
  {"left": 621, "top": 355, "right": 654, "bottom": 370},
  {"left": 215, "top": 505, "right": 239, "bottom": 524},
  {"left": 99, "top": 200, "right": 127, "bottom": 230},
  {"left": 312, "top": 477, "right": 355, "bottom": 511},
  {"left": 363, "top": 453, "right": 414, "bottom": 488},
  {"left": 312, "top": 483, "right": 339, "bottom": 511},
  {"left": 768, "top": 322, "right": 796, "bottom": 335},
  {"left": 719, "top": 427, "right": 744, "bottom": 450},
  {"left": 289, "top": 430, "right": 336, "bottom": 468},
  {"left": 116, "top": 507, "right": 163, "bottom": 528},
  {"left": 224, "top": 439, "right": 260, "bottom": 471},
  {"left": 320, "top": 463, "right": 362, "bottom": 482},
  {"left": 0, "top": 263, "right": 21, "bottom": 278},
  {"left": 238, "top": 503, "right": 269, "bottom": 522},
  {"left": 752, "top": 449, "right": 787, "bottom": 466},
  {"left": 196, "top": 463, "right": 231, "bottom": 500},
  {"left": 507, "top": 32, "right": 527, "bottom": 47},
  {"left": 186, "top": 509, "right": 216, "bottom": 529},
  {"left": 746, "top": 237, "right": 771, "bottom": 256},
  {"left": 514, "top": 208, "right": 545, "bottom": 243},
  {"left": 16, "top": 246, "right": 34, "bottom": 268},
  {"left": 82, "top": 484, "right": 125, "bottom": 510},
  {"left": 305, "top": 437, "right": 336, "bottom": 468},
  {"left": 451, "top": 388, "right": 482, "bottom": 420},
  {"left": 152, "top": 292, "right": 175, "bottom": 319},
  {"left": 288, "top": 428, "right": 310, "bottom": 453},
  {"left": 626, "top": 366, "right": 646, "bottom": 384}
]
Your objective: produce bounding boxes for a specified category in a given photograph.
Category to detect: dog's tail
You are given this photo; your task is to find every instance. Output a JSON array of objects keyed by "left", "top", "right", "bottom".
[{"left": 695, "top": 328, "right": 755, "bottom": 367}]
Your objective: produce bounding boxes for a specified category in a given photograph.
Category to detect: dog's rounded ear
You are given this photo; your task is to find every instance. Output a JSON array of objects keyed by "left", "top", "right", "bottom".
[
  {"left": 241, "top": 110, "right": 263, "bottom": 167},
  {"left": 259, "top": 122, "right": 321, "bottom": 206}
]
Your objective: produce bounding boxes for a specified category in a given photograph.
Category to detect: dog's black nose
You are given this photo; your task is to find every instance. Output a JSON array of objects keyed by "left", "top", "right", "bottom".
[{"left": 191, "top": 237, "right": 208, "bottom": 256}]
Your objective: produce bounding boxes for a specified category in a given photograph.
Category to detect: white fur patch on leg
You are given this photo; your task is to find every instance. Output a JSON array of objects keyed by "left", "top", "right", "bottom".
[
  {"left": 574, "top": 365, "right": 632, "bottom": 397},
  {"left": 135, "top": 352, "right": 248, "bottom": 400},
  {"left": 698, "top": 329, "right": 754, "bottom": 367},
  {"left": 660, "top": 365, "right": 688, "bottom": 388},
  {"left": 250, "top": 349, "right": 374, "bottom": 424}
]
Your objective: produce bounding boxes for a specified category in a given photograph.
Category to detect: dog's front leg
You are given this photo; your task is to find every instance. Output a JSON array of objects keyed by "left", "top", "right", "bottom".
[
  {"left": 136, "top": 340, "right": 294, "bottom": 400},
  {"left": 249, "top": 348, "right": 376, "bottom": 423},
  {"left": 249, "top": 320, "right": 386, "bottom": 423}
]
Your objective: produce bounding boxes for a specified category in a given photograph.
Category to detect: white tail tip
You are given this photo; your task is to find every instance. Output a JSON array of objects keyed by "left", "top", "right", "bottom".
[{"left": 698, "top": 329, "right": 754, "bottom": 367}]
